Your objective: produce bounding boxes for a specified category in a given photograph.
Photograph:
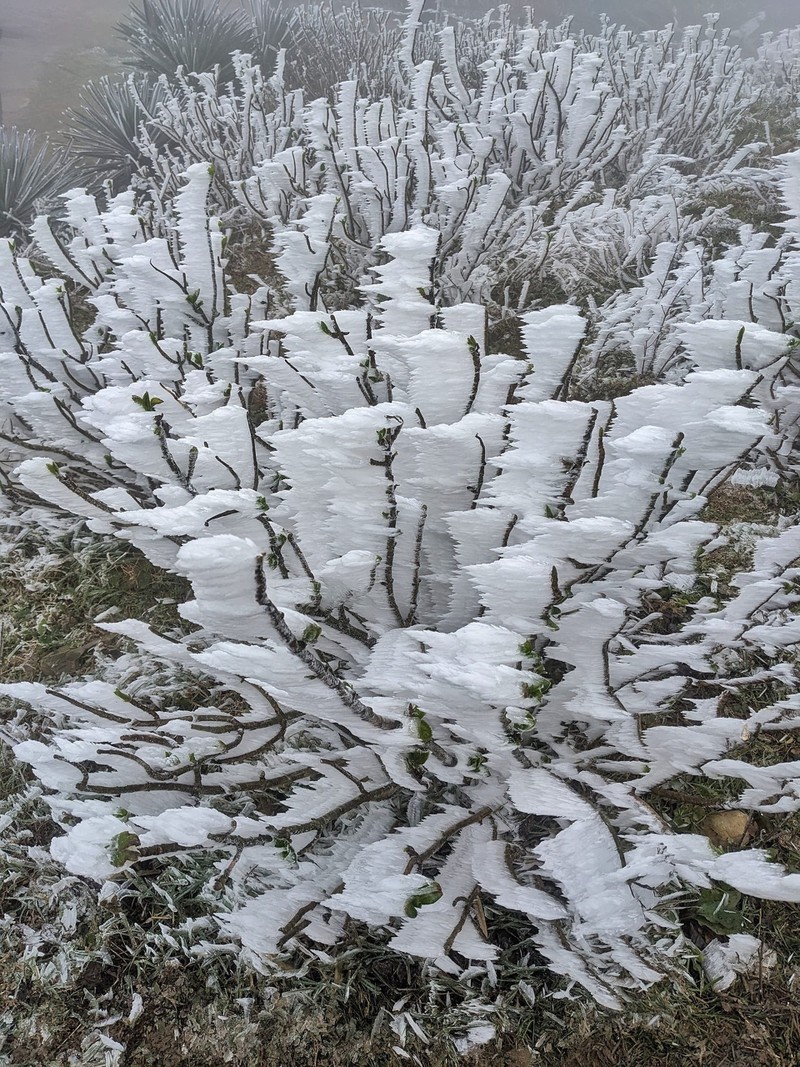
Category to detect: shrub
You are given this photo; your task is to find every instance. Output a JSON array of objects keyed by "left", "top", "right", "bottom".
[
  {"left": 0, "top": 160, "right": 799, "bottom": 1013},
  {"left": 125, "top": 6, "right": 784, "bottom": 316},
  {"left": 2, "top": 9, "right": 800, "bottom": 1048}
]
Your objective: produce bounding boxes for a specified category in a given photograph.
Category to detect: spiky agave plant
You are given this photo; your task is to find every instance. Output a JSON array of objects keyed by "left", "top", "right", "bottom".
[
  {"left": 247, "top": 0, "right": 293, "bottom": 70},
  {"left": 117, "top": 0, "right": 257, "bottom": 83},
  {"left": 0, "top": 127, "right": 69, "bottom": 239},
  {"left": 60, "top": 75, "right": 170, "bottom": 193}
]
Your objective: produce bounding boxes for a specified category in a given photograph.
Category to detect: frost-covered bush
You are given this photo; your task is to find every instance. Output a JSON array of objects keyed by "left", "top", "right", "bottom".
[
  {"left": 756, "top": 26, "right": 800, "bottom": 109},
  {"left": 584, "top": 152, "right": 800, "bottom": 475},
  {"left": 284, "top": 0, "right": 406, "bottom": 100},
  {"left": 1, "top": 157, "right": 800, "bottom": 1007},
  {"left": 122, "top": 4, "right": 789, "bottom": 316}
]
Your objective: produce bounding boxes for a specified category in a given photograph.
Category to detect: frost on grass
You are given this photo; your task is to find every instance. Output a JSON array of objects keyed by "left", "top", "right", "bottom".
[{"left": 1, "top": 10, "right": 800, "bottom": 1027}]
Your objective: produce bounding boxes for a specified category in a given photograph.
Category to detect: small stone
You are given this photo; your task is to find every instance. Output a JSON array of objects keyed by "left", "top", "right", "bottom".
[{"left": 700, "top": 810, "right": 754, "bottom": 847}]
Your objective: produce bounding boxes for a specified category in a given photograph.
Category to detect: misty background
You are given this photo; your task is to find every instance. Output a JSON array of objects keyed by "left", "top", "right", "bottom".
[{"left": 0, "top": 0, "right": 798, "bottom": 132}]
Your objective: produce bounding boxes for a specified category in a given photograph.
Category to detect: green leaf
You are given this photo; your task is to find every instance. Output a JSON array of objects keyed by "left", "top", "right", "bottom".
[
  {"left": 108, "top": 830, "right": 140, "bottom": 868},
  {"left": 132, "top": 391, "right": 164, "bottom": 412},
  {"left": 521, "top": 678, "right": 551, "bottom": 702},
  {"left": 696, "top": 887, "right": 744, "bottom": 936},
  {"left": 274, "top": 836, "right": 298, "bottom": 864},
  {"left": 404, "top": 881, "right": 443, "bottom": 917},
  {"left": 405, "top": 748, "right": 430, "bottom": 771},
  {"left": 408, "top": 704, "right": 433, "bottom": 742},
  {"left": 467, "top": 753, "right": 488, "bottom": 774},
  {"left": 416, "top": 718, "right": 433, "bottom": 742}
]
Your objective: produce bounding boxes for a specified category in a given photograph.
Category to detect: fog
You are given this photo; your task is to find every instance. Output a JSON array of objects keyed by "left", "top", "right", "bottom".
[
  {"left": 0, "top": 0, "right": 797, "bottom": 131},
  {"left": 0, "top": 0, "right": 129, "bottom": 129}
]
